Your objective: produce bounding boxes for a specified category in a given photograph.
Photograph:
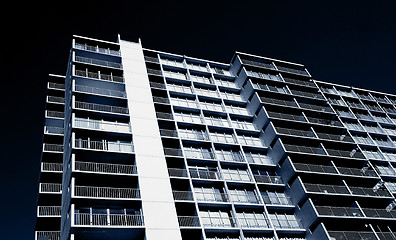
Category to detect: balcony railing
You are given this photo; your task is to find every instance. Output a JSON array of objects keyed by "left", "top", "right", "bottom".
[
  {"left": 147, "top": 68, "right": 162, "bottom": 76},
  {"left": 361, "top": 208, "right": 396, "bottom": 219},
  {"left": 326, "top": 148, "right": 365, "bottom": 159},
  {"left": 291, "top": 89, "right": 324, "bottom": 100},
  {"left": 178, "top": 216, "right": 200, "bottom": 227},
  {"left": 315, "top": 206, "right": 363, "bottom": 217},
  {"left": 201, "top": 216, "right": 237, "bottom": 228},
  {"left": 163, "top": 148, "right": 183, "bottom": 157},
  {"left": 45, "top": 110, "right": 64, "bottom": 119},
  {"left": 48, "top": 82, "right": 65, "bottom": 90},
  {"left": 74, "top": 42, "right": 120, "bottom": 56},
  {"left": 74, "top": 118, "right": 131, "bottom": 133},
  {"left": 47, "top": 96, "right": 65, "bottom": 104},
  {"left": 306, "top": 116, "right": 344, "bottom": 127},
  {"left": 74, "top": 185, "right": 140, "bottom": 199},
  {"left": 298, "top": 102, "right": 333, "bottom": 113},
  {"left": 253, "top": 175, "right": 283, "bottom": 184},
  {"left": 328, "top": 231, "right": 378, "bottom": 240},
  {"left": 75, "top": 56, "right": 122, "bottom": 69},
  {"left": 348, "top": 186, "right": 391, "bottom": 197},
  {"left": 74, "top": 213, "right": 144, "bottom": 226},
  {"left": 37, "top": 206, "right": 62, "bottom": 216},
  {"left": 156, "top": 112, "right": 173, "bottom": 120},
  {"left": 337, "top": 167, "right": 378, "bottom": 178},
  {"left": 172, "top": 191, "right": 194, "bottom": 201},
  {"left": 35, "top": 231, "right": 60, "bottom": 240},
  {"left": 41, "top": 162, "right": 63, "bottom": 172},
  {"left": 75, "top": 84, "right": 126, "bottom": 98},
  {"left": 44, "top": 126, "right": 64, "bottom": 135},
  {"left": 75, "top": 69, "right": 124, "bottom": 83},
  {"left": 283, "top": 77, "right": 316, "bottom": 88},
  {"left": 189, "top": 169, "right": 222, "bottom": 180},
  {"left": 293, "top": 162, "right": 337, "bottom": 174},
  {"left": 75, "top": 139, "right": 133, "bottom": 153},
  {"left": 159, "top": 129, "right": 178, "bottom": 138},
  {"left": 260, "top": 97, "right": 297, "bottom": 108},
  {"left": 149, "top": 81, "right": 166, "bottom": 89},
  {"left": 237, "top": 216, "right": 270, "bottom": 228},
  {"left": 316, "top": 132, "right": 354, "bottom": 143},
  {"left": 75, "top": 101, "right": 128, "bottom": 114},
  {"left": 241, "top": 59, "right": 275, "bottom": 69},
  {"left": 267, "top": 111, "right": 306, "bottom": 122},
  {"left": 74, "top": 161, "right": 137, "bottom": 175},
  {"left": 304, "top": 183, "right": 350, "bottom": 195},
  {"left": 275, "top": 65, "right": 309, "bottom": 76},
  {"left": 262, "top": 195, "right": 292, "bottom": 206},
  {"left": 168, "top": 168, "right": 189, "bottom": 178},
  {"left": 153, "top": 96, "right": 170, "bottom": 104},
  {"left": 43, "top": 143, "right": 63, "bottom": 153},
  {"left": 40, "top": 183, "right": 62, "bottom": 193},
  {"left": 144, "top": 56, "right": 159, "bottom": 63},
  {"left": 283, "top": 144, "right": 326, "bottom": 155},
  {"left": 196, "top": 192, "right": 229, "bottom": 203},
  {"left": 275, "top": 127, "right": 315, "bottom": 138}
]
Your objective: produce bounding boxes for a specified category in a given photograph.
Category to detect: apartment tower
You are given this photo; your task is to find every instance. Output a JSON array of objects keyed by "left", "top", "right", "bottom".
[{"left": 35, "top": 35, "right": 396, "bottom": 240}]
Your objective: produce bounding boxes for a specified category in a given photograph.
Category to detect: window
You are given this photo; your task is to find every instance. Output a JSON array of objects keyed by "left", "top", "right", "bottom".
[
  {"left": 194, "top": 187, "right": 225, "bottom": 202},
  {"left": 189, "top": 166, "right": 220, "bottom": 180},
  {"left": 362, "top": 149, "right": 385, "bottom": 160},
  {"left": 352, "top": 134, "right": 373, "bottom": 145}
]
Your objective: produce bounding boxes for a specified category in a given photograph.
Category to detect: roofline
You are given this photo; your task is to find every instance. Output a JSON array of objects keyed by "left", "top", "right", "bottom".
[
  {"left": 73, "top": 34, "right": 119, "bottom": 46},
  {"left": 234, "top": 51, "right": 305, "bottom": 67}
]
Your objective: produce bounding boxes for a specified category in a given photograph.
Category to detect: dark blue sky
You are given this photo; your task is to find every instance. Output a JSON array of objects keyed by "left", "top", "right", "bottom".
[{"left": 2, "top": 0, "right": 396, "bottom": 239}]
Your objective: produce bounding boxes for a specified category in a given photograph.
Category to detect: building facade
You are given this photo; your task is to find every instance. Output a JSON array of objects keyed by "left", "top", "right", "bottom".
[{"left": 35, "top": 35, "right": 396, "bottom": 240}]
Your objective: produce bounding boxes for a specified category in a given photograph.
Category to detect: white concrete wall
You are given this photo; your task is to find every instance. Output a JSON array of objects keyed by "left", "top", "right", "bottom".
[{"left": 119, "top": 39, "right": 182, "bottom": 240}]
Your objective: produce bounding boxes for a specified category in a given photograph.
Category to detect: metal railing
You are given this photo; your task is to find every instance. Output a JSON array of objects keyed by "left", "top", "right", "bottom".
[
  {"left": 45, "top": 110, "right": 64, "bottom": 119},
  {"left": 201, "top": 216, "right": 237, "bottom": 228},
  {"left": 275, "top": 127, "right": 314, "bottom": 138},
  {"left": 43, "top": 143, "right": 63, "bottom": 152},
  {"left": 168, "top": 168, "right": 189, "bottom": 178},
  {"left": 327, "top": 231, "right": 377, "bottom": 240},
  {"left": 75, "top": 84, "right": 126, "bottom": 98},
  {"left": 44, "top": 126, "right": 64, "bottom": 135},
  {"left": 237, "top": 216, "right": 270, "bottom": 228},
  {"left": 267, "top": 111, "right": 306, "bottom": 122},
  {"left": 48, "top": 82, "right": 65, "bottom": 90},
  {"left": 262, "top": 195, "right": 292, "bottom": 205},
  {"left": 326, "top": 148, "right": 365, "bottom": 159},
  {"left": 74, "top": 69, "right": 124, "bottom": 83},
  {"left": 74, "top": 42, "right": 120, "bottom": 56},
  {"left": 75, "top": 56, "right": 122, "bottom": 69},
  {"left": 315, "top": 206, "right": 363, "bottom": 217},
  {"left": 149, "top": 81, "right": 166, "bottom": 89},
  {"left": 306, "top": 116, "right": 343, "bottom": 127},
  {"left": 74, "top": 213, "right": 144, "bottom": 226},
  {"left": 172, "top": 191, "right": 194, "bottom": 201},
  {"left": 144, "top": 56, "right": 159, "bottom": 63},
  {"left": 349, "top": 186, "right": 391, "bottom": 197},
  {"left": 291, "top": 89, "right": 324, "bottom": 100},
  {"left": 37, "top": 206, "right": 62, "bottom": 216},
  {"left": 260, "top": 97, "right": 297, "bottom": 107},
  {"left": 283, "top": 77, "right": 316, "bottom": 88},
  {"left": 47, "top": 96, "right": 65, "bottom": 104},
  {"left": 362, "top": 208, "right": 396, "bottom": 219},
  {"left": 253, "top": 175, "right": 283, "bottom": 184},
  {"left": 304, "top": 183, "right": 350, "bottom": 195},
  {"left": 283, "top": 144, "right": 326, "bottom": 155},
  {"left": 241, "top": 59, "right": 274, "bottom": 69},
  {"left": 74, "top": 185, "right": 140, "bottom": 199},
  {"left": 35, "top": 231, "right": 60, "bottom": 240},
  {"left": 147, "top": 68, "right": 162, "bottom": 76},
  {"left": 337, "top": 166, "right": 377, "bottom": 177},
  {"left": 196, "top": 192, "right": 229, "bottom": 202},
  {"left": 163, "top": 148, "right": 183, "bottom": 157},
  {"left": 75, "top": 101, "right": 128, "bottom": 114},
  {"left": 275, "top": 65, "right": 309, "bottom": 76},
  {"left": 41, "top": 162, "right": 63, "bottom": 172},
  {"left": 189, "top": 169, "right": 222, "bottom": 180},
  {"left": 74, "top": 139, "right": 133, "bottom": 153},
  {"left": 74, "top": 161, "right": 137, "bottom": 175},
  {"left": 298, "top": 102, "right": 333, "bottom": 113},
  {"left": 156, "top": 112, "right": 173, "bottom": 120},
  {"left": 74, "top": 118, "right": 131, "bottom": 133},
  {"left": 293, "top": 162, "right": 337, "bottom": 174},
  {"left": 153, "top": 96, "right": 170, "bottom": 104},
  {"left": 159, "top": 129, "right": 178, "bottom": 137},
  {"left": 40, "top": 183, "right": 62, "bottom": 193},
  {"left": 178, "top": 216, "right": 200, "bottom": 227},
  {"left": 316, "top": 132, "right": 354, "bottom": 143}
]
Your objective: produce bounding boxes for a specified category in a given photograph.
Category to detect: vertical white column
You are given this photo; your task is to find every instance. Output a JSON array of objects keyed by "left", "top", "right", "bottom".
[{"left": 119, "top": 39, "right": 182, "bottom": 240}]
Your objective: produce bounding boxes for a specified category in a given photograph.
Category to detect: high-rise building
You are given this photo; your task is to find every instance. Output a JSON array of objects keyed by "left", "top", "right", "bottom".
[{"left": 35, "top": 35, "right": 396, "bottom": 240}]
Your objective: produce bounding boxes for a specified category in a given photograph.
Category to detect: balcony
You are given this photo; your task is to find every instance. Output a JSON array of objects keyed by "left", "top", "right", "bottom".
[
  {"left": 315, "top": 132, "right": 354, "bottom": 143},
  {"left": 35, "top": 231, "right": 60, "bottom": 240},
  {"left": 306, "top": 116, "right": 343, "bottom": 127},
  {"left": 253, "top": 175, "right": 283, "bottom": 185},
  {"left": 168, "top": 168, "right": 189, "bottom": 178},
  {"left": 337, "top": 166, "right": 378, "bottom": 178},
  {"left": 262, "top": 195, "right": 292, "bottom": 206},
  {"left": 275, "top": 127, "right": 315, "bottom": 138},
  {"left": 75, "top": 56, "right": 122, "bottom": 69},
  {"left": 293, "top": 162, "right": 337, "bottom": 175},
  {"left": 172, "top": 191, "right": 194, "bottom": 201},
  {"left": 196, "top": 192, "right": 229, "bottom": 203},
  {"left": 201, "top": 216, "right": 237, "bottom": 228},
  {"left": 267, "top": 111, "right": 306, "bottom": 122},
  {"left": 44, "top": 126, "right": 64, "bottom": 135},
  {"left": 315, "top": 205, "right": 363, "bottom": 217},
  {"left": 40, "top": 183, "right": 62, "bottom": 194},
  {"left": 74, "top": 185, "right": 140, "bottom": 199},
  {"left": 325, "top": 148, "right": 365, "bottom": 159},
  {"left": 74, "top": 84, "right": 126, "bottom": 98},
  {"left": 47, "top": 96, "right": 65, "bottom": 104},
  {"left": 74, "top": 101, "right": 129, "bottom": 115},
  {"left": 74, "top": 42, "right": 120, "bottom": 56},
  {"left": 260, "top": 97, "right": 298, "bottom": 108},
  {"left": 304, "top": 183, "right": 349, "bottom": 195},
  {"left": 290, "top": 89, "right": 324, "bottom": 100},
  {"left": 43, "top": 143, "right": 63, "bottom": 153},
  {"left": 75, "top": 69, "right": 124, "bottom": 83},
  {"left": 74, "top": 118, "right": 131, "bottom": 133},
  {"left": 156, "top": 112, "right": 173, "bottom": 120},
  {"left": 298, "top": 102, "right": 333, "bottom": 113},
  {"left": 348, "top": 186, "right": 392, "bottom": 198},
  {"left": 178, "top": 216, "right": 200, "bottom": 227},
  {"left": 327, "top": 231, "right": 378, "bottom": 240},
  {"left": 144, "top": 56, "right": 159, "bottom": 63},
  {"left": 275, "top": 65, "right": 309, "bottom": 76},
  {"left": 41, "top": 162, "right": 63, "bottom": 172},
  {"left": 147, "top": 68, "right": 162, "bottom": 76},
  {"left": 270, "top": 216, "right": 303, "bottom": 230},
  {"left": 48, "top": 82, "right": 65, "bottom": 90},
  {"left": 237, "top": 216, "right": 270, "bottom": 229},
  {"left": 241, "top": 59, "right": 275, "bottom": 69},
  {"left": 45, "top": 110, "right": 64, "bottom": 119},
  {"left": 153, "top": 96, "right": 170, "bottom": 104},
  {"left": 283, "top": 77, "right": 316, "bottom": 88},
  {"left": 361, "top": 208, "right": 396, "bottom": 219},
  {"left": 189, "top": 169, "right": 222, "bottom": 180},
  {"left": 74, "top": 213, "right": 144, "bottom": 226},
  {"left": 283, "top": 144, "right": 326, "bottom": 155},
  {"left": 159, "top": 129, "right": 178, "bottom": 138},
  {"left": 163, "top": 148, "right": 183, "bottom": 157},
  {"left": 37, "top": 206, "right": 62, "bottom": 217},
  {"left": 74, "top": 161, "right": 137, "bottom": 175},
  {"left": 74, "top": 139, "right": 133, "bottom": 153}
]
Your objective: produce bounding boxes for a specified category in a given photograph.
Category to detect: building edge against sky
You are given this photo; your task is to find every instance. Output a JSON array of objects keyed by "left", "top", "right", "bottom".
[{"left": 34, "top": 34, "right": 396, "bottom": 240}]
